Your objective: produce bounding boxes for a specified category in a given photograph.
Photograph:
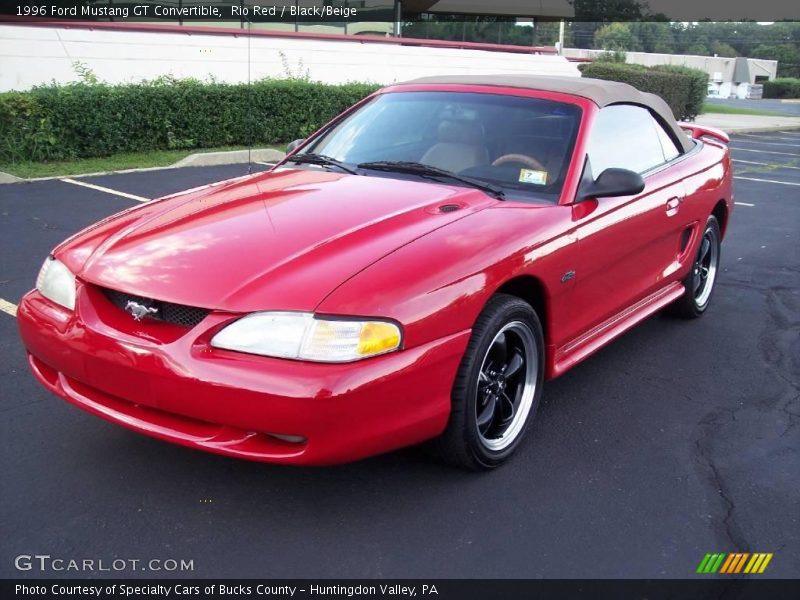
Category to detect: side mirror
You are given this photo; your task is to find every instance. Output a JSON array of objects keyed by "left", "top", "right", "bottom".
[
  {"left": 286, "top": 139, "right": 306, "bottom": 154},
  {"left": 577, "top": 168, "right": 645, "bottom": 201}
]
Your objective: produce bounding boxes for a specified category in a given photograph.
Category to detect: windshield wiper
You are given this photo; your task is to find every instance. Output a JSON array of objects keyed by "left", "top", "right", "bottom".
[
  {"left": 287, "top": 153, "right": 360, "bottom": 175},
  {"left": 357, "top": 161, "right": 505, "bottom": 199}
]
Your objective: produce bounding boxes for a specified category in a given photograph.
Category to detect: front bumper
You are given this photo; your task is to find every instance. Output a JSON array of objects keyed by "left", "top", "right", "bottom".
[{"left": 17, "top": 287, "right": 469, "bottom": 465}]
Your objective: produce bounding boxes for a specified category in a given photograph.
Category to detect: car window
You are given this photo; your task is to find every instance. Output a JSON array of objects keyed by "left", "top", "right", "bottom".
[
  {"left": 314, "top": 96, "right": 438, "bottom": 159},
  {"left": 304, "top": 91, "right": 582, "bottom": 203},
  {"left": 586, "top": 104, "right": 679, "bottom": 175},
  {"left": 654, "top": 118, "right": 681, "bottom": 162}
]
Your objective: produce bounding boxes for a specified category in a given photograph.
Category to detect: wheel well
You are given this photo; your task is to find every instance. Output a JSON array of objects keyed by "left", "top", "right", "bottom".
[
  {"left": 494, "top": 276, "right": 548, "bottom": 340},
  {"left": 713, "top": 200, "right": 728, "bottom": 237}
]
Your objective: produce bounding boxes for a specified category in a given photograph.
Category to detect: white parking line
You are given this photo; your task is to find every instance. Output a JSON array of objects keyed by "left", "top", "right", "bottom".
[
  {"left": 732, "top": 159, "right": 800, "bottom": 170},
  {"left": 733, "top": 139, "right": 800, "bottom": 148},
  {"left": 0, "top": 298, "right": 18, "bottom": 317},
  {"left": 61, "top": 178, "right": 150, "bottom": 202},
  {"left": 738, "top": 133, "right": 800, "bottom": 142},
  {"left": 732, "top": 148, "right": 799, "bottom": 157},
  {"left": 734, "top": 176, "right": 800, "bottom": 187},
  {"left": 734, "top": 202, "right": 755, "bottom": 207}
]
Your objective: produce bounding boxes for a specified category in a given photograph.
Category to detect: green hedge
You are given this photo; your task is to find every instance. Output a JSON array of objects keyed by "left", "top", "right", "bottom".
[
  {"left": 651, "top": 65, "right": 708, "bottom": 121},
  {"left": 763, "top": 78, "right": 800, "bottom": 99},
  {"left": 578, "top": 62, "right": 708, "bottom": 121},
  {"left": 0, "top": 79, "right": 380, "bottom": 163}
]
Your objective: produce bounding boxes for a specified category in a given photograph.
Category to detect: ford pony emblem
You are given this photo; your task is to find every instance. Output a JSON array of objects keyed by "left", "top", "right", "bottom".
[{"left": 125, "top": 300, "right": 158, "bottom": 321}]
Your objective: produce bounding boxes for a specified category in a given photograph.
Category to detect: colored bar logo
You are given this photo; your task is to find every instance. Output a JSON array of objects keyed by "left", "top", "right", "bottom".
[{"left": 696, "top": 552, "right": 773, "bottom": 574}]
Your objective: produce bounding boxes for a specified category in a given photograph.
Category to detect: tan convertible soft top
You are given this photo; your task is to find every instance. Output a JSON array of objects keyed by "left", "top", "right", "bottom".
[{"left": 400, "top": 75, "right": 694, "bottom": 153}]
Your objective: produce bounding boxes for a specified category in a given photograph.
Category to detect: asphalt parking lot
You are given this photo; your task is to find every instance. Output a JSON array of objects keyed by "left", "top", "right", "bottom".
[{"left": 1, "top": 133, "right": 798, "bottom": 579}]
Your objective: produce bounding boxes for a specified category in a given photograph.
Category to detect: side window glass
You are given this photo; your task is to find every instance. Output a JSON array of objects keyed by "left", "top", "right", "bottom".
[
  {"left": 654, "top": 119, "right": 681, "bottom": 162},
  {"left": 586, "top": 105, "right": 671, "bottom": 175}
]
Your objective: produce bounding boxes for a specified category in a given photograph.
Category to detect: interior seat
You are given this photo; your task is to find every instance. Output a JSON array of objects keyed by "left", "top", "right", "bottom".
[{"left": 420, "top": 120, "right": 489, "bottom": 173}]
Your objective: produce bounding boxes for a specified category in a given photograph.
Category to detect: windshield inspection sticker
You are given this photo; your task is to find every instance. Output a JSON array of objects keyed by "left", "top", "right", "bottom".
[{"left": 519, "top": 169, "right": 548, "bottom": 185}]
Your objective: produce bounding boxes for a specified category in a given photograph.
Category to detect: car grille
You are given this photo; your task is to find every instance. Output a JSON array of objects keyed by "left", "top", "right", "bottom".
[{"left": 101, "top": 288, "right": 211, "bottom": 328}]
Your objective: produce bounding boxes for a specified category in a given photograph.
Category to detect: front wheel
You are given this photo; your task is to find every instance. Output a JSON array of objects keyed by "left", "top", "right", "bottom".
[
  {"left": 435, "top": 294, "right": 544, "bottom": 470},
  {"left": 668, "top": 215, "right": 721, "bottom": 318}
]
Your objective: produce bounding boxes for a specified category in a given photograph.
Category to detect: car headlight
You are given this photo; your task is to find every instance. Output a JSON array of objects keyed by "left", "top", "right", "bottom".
[
  {"left": 210, "top": 312, "right": 402, "bottom": 362},
  {"left": 36, "top": 256, "right": 76, "bottom": 311}
]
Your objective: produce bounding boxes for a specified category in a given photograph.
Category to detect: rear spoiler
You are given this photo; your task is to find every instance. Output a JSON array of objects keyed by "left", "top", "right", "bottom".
[{"left": 678, "top": 122, "right": 730, "bottom": 144}]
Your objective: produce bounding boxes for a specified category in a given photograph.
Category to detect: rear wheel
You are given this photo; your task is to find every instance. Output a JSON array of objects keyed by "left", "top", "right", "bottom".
[
  {"left": 435, "top": 294, "right": 544, "bottom": 470},
  {"left": 668, "top": 215, "right": 721, "bottom": 318}
]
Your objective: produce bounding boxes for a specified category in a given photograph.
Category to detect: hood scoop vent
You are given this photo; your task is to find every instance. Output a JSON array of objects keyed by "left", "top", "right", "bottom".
[{"left": 437, "top": 204, "right": 462, "bottom": 214}]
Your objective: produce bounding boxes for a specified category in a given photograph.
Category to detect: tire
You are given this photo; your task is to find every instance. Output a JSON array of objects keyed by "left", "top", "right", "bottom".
[
  {"left": 668, "top": 215, "right": 722, "bottom": 319},
  {"left": 434, "top": 294, "right": 545, "bottom": 470}
]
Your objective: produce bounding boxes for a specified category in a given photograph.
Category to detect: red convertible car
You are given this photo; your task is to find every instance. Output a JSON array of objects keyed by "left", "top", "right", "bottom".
[{"left": 17, "top": 75, "right": 733, "bottom": 469}]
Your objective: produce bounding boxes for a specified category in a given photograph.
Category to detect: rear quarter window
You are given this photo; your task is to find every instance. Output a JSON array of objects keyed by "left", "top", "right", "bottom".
[{"left": 587, "top": 104, "right": 680, "bottom": 175}]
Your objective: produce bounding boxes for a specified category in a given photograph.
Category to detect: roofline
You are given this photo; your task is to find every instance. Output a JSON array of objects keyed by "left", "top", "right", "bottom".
[
  {"left": 389, "top": 79, "right": 603, "bottom": 106},
  {"left": 383, "top": 81, "right": 600, "bottom": 106}
]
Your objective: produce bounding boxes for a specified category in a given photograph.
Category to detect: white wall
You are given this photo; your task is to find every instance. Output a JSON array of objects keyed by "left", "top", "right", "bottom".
[{"left": 0, "top": 24, "right": 579, "bottom": 91}]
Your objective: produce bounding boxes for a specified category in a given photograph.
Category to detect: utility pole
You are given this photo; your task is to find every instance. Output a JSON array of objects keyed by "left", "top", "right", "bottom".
[{"left": 393, "top": 1, "right": 403, "bottom": 37}]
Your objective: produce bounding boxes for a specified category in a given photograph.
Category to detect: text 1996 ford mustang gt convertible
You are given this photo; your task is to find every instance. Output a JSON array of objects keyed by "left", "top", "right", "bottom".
[{"left": 18, "top": 75, "right": 733, "bottom": 469}]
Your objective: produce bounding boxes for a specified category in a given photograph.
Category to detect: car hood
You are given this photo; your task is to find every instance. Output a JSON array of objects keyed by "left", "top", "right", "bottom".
[{"left": 56, "top": 168, "right": 496, "bottom": 313}]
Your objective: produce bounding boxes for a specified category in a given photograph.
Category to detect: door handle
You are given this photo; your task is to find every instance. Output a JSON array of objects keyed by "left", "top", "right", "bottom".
[{"left": 665, "top": 197, "right": 682, "bottom": 217}]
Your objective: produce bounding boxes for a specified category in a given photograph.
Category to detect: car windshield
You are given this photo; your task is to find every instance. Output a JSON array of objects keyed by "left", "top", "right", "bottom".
[{"left": 300, "top": 91, "right": 582, "bottom": 203}]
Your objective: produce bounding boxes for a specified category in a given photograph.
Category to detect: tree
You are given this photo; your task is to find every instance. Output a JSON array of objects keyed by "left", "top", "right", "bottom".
[
  {"left": 533, "top": 20, "right": 573, "bottom": 47},
  {"left": 568, "top": 0, "right": 650, "bottom": 49},
  {"left": 685, "top": 43, "right": 710, "bottom": 56},
  {"left": 752, "top": 43, "right": 800, "bottom": 78},
  {"left": 594, "top": 22, "right": 640, "bottom": 52},
  {"left": 629, "top": 22, "right": 674, "bottom": 53},
  {"left": 711, "top": 42, "right": 738, "bottom": 57},
  {"left": 401, "top": 16, "right": 567, "bottom": 47}
]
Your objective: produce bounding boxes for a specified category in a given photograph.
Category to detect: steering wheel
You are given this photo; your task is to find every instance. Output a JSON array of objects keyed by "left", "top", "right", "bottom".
[{"left": 492, "top": 153, "right": 546, "bottom": 171}]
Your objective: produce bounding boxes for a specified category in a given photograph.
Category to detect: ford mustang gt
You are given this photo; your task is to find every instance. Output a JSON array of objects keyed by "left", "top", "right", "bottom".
[{"left": 17, "top": 75, "right": 733, "bottom": 469}]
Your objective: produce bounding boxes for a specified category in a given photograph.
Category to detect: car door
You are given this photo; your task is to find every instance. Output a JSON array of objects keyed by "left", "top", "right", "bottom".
[{"left": 565, "top": 104, "right": 690, "bottom": 340}]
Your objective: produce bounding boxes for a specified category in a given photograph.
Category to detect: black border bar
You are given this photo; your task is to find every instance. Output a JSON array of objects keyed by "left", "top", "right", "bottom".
[
  {"left": 5, "top": 579, "right": 800, "bottom": 600},
  {"left": 2, "top": 1, "right": 800, "bottom": 23}
]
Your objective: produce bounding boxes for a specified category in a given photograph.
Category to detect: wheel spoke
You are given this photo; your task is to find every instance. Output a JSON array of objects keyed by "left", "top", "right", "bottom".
[
  {"left": 505, "top": 351, "right": 524, "bottom": 378},
  {"left": 693, "top": 272, "right": 703, "bottom": 293},
  {"left": 476, "top": 395, "right": 497, "bottom": 431},
  {"left": 498, "top": 392, "right": 516, "bottom": 425},
  {"left": 699, "top": 237, "right": 711, "bottom": 263},
  {"left": 489, "top": 332, "right": 508, "bottom": 366}
]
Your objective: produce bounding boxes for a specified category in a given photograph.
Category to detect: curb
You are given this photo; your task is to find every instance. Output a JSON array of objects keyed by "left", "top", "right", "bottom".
[
  {"left": 0, "top": 171, "right": 22, "bottom": 184},
  {"left": 173, "top": 148, "right": 284, "bottom": 168},
  {"left": 0, "top": 147, "right": 286, "bottom": 184}
]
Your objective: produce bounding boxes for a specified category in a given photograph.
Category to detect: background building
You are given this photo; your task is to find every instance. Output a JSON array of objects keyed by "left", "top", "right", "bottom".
[{"left": 564, "top": 48, "right": 778, "bottom": 98}]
